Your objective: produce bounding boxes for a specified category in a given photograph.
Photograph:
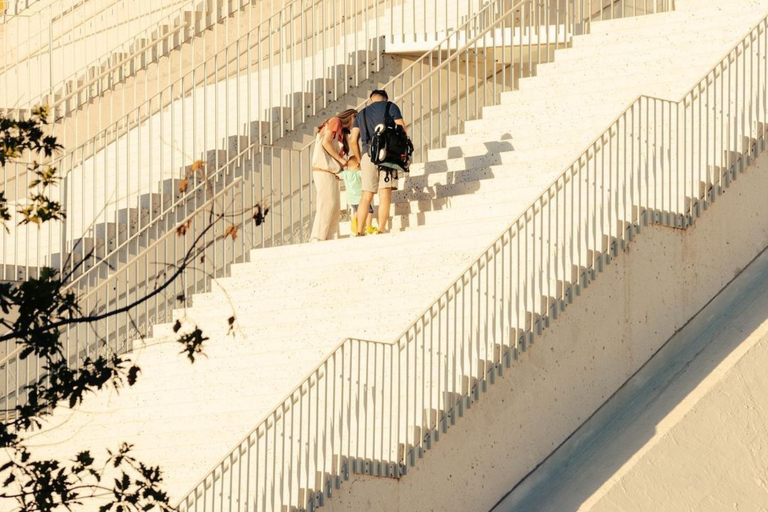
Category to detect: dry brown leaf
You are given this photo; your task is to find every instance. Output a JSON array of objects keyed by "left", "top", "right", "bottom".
[
  {"left": 190, "top": 160, "right": 205, "bottom": 173},
  {"left": 179, "top": 178, "right": 189, "bottom": 193},
  {"left": 176, "top": 219, "right": 192, "bottom": 236},
  {"left": 224, "top": 225, "right": 238, "bottom": 240}
]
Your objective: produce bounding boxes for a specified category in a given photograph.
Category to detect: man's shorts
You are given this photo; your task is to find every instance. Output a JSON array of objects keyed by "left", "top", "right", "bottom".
[{"left": 361, "top": 153, "right": 398, "bottom": 193}]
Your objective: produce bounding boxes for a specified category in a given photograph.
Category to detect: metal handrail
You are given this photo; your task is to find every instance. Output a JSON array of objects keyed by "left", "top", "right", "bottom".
[
  {"left": 201, "top": 8, "right": 751, "bottom": 506},
  {"left": 0, "top": 143, "right": 311, "bottom": 393},
  {"left": 0, "top": 0, "right": 191, "bottom": 65},
  {"left": 0, "top": 0, "right": 517, "bottom": 418},
  {"left": 4, "top": 0, "right": 302, "bottom": 115},
  {"left": 0, "top": 0, "right": 437, "bottom": 282},
  {"left": 0, "top": 0, "right": 511, "bottom": 373},
  {"left": 0, "top": 0, "right": 510, "bottom": 274},
  {"left": 52, "top": 21, "right": 190, "bottom": 108},
  {"left": 0, "top": 0, "right": 295, "bottom": 119}
]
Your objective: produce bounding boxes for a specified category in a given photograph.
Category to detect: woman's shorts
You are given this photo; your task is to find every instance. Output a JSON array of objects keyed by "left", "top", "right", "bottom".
[{"left": 361, "top": 153, "right": 398, "bottom": 192}]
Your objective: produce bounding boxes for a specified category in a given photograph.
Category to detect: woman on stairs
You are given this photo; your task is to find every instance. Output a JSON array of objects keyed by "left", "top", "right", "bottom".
[{"left": 310, "top": 108, "right": 360, "bottom": 242}]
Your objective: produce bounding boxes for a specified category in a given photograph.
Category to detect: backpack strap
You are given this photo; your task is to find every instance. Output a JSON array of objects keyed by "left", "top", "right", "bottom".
[
  {"left": 359, "top": 106, "right": 370, "bottom": 147},
  {"left": 385, "top": 101, "right": 393, "bottom": 126}
]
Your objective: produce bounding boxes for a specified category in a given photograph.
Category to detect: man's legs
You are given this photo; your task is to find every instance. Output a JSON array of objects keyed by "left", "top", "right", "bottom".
[
  {"left": 357, "top": 191, "right": 374, "bottom": 235},
  {"left": 358, "top": 153, "right": 379, "bottom": 235},
  {"left": 377, "top": 187, "right": 391, "bottom": 233}
]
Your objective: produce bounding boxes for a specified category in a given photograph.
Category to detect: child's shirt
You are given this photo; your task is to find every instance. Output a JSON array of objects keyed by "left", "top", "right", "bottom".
[{"left": 338, "top": 168, "right": 362, "bottom": 206}]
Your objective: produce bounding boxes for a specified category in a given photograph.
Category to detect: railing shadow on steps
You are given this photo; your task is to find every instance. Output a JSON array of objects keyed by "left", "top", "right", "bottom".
[
  {"left": 0, "top": 0, "right": 314, "bottom": 121},
  {"left": 0, "top": 0, "right": 297, "bottom": 105},
  {"left": 0, "top": 0, "right": 500, "bottom": 143},
  {"left": 0, "top": 0, "right": 301, "bottom": 124},
  {"left": 0, "top": 0, "right": 195, "bottom": 64}
]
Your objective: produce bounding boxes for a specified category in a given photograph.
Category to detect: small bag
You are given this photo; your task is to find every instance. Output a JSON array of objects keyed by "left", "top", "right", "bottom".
[{"left": 311, "top": 124, "right": 344, "bottom": 173}]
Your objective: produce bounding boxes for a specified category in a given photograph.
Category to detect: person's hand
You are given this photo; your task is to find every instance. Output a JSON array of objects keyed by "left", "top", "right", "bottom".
[{"left": 347, "top": 155, "right": 361, "bottom": 170}]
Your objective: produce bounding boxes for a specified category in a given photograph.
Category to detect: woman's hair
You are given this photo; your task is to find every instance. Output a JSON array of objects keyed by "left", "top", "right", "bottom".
[
  {"left": 336, "top": 108, "right": 358, "bottom": 129},
  {"left": 317, "top": 108, "right": 358, "bottom": 154}
]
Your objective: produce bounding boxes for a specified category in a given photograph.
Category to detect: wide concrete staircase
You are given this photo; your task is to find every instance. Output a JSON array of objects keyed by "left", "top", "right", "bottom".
[{"left": 12, "top": 0, "right": 768, "bottom": 511}]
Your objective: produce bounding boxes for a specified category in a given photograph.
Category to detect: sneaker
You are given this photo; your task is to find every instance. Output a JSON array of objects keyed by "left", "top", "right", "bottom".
[
  {"left": 366, "top": 226, "right": 379, "bottom": 235},
  {"left": 351, "top": 217, "right": 358, "bottom": 236}
]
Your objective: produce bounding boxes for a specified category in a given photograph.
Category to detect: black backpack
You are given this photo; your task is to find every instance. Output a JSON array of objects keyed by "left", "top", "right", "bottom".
[{"left": 363, "top": 102, "right": 414, "bottom": 172}]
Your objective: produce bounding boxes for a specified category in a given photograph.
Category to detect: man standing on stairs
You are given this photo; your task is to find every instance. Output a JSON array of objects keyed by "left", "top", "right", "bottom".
[{"left": 349, "top": 89, "right": 407, "bottom": 235}]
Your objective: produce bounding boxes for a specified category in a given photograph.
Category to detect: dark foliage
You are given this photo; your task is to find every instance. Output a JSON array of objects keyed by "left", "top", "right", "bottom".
[{"left": 0, "top": 110, "right": 244, "bottom": 511}]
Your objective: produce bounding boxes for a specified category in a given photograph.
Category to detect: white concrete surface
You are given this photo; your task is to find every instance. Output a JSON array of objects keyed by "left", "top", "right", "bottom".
[
  {"left": 8, "top": 2, "right": 768, "bottom": 512},
  {"left": 492, "top": 239, "right": 768, "bottom": 512}
]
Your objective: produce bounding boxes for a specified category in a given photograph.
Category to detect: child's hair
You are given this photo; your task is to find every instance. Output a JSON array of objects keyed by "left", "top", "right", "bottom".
[{"left": 346, "top": 155, "right": 360, "bottom": 170}]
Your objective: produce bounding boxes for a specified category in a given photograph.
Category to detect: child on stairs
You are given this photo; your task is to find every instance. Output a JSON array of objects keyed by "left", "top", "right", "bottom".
[{"left": 338, "top": 155, "right": 377, "bottom": 235}]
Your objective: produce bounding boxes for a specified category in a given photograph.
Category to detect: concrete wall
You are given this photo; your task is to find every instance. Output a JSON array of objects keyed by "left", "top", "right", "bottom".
[
  {"left": 322, "top": 132, "right": 768, "bottom": 511},
  {"left": 585, "top": 311, "right": 768, "bottom": 511}
]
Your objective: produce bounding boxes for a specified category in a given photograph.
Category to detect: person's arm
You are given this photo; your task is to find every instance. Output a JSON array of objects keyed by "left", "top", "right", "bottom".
[
  {"left": 321, "top": 129, "right": 347, "bottom": 171},
  {"left": 390, "top": 102, "right": 407, "bottom": 133},
  {"left": 349, "top": 127, "right": 363, "bottom": 163}
]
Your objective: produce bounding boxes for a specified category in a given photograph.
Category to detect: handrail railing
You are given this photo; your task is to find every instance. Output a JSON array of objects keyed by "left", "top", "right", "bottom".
[
  {"left": 0, "top": 0, "right": 286, "bottom": 114},
  {"left": 166, "top": 1, "right": 703, "bottom": 511},
  {"left": 0, "top": 0, "right": 190, "bottom": 64},
  {"left": 0, "top": 0, "right": 202, "bottom": 93}
]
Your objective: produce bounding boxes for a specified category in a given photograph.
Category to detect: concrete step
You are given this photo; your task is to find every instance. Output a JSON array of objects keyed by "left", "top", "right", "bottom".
[
  {"left": 243, "top": 219, "right": 505, "bottom": 268},
  {"left": 178, "top": 282, "right": 450, "bottom": 325},
  {"left": 394, "top": 171, "right": 552, "bottom": 202},
  {"left": 460, "top": 108, "right": 622, "bottom": 143},
  {"left": 536, "top": 39, "right": 738, "bottom": 81},
  {"left": 21, "top": 4, "right": 768, "bottom": 510},
  {"left": 400, "top": 165, "right": 550, "bottom": 192},
  {"left": 202, "top": 226, "right": 502, "bottom": 295},
  {"left": 445, "top": 125, "right": 604, "bottom": 151},
  {"left": 428, "top": 138, "right": 586, "bottom": 163},
  {"left": 577, "top": 8, "right": 762, "bottom": 41},
  {"left": 515, "top": 61, "right": 724, "bottom": 95}
]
